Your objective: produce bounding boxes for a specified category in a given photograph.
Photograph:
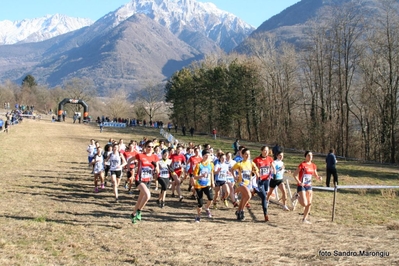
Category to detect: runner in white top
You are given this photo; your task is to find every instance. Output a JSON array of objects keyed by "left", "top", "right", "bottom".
[
  {"left": 106, "top": 144, "right": 127, "bottom": 203},
  {"left": 213, "top": 153, "right": 231, "bottom": 208},
  {"left": 91, "top": 147, "right": 105, "bottom": 193}
]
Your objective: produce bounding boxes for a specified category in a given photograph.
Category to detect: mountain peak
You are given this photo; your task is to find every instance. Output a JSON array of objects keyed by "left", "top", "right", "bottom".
[
  {"left": 100, "top": 0, "right": 254, "bottom": 52},
  {"left": 0, "top": 14, "right": 93, "bottom": 45}
]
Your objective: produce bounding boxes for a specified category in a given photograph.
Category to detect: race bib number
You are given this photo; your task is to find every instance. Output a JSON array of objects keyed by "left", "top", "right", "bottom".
[
  {"left": 303, "top": 174, "right": 312, "bottom": 185},
  {"left": 241, "top": 170, "right": 251, "bottom": 186},
  {"left": 160, "top": 168, "right": 169, "bottom": 178},
  {"left": 173, "top": 162, "right": 181, "bottom": 170},
  {"left": 260, "top": 166, "right": 270, "bottom": 179},
  {"left": 198, "top": 168, "right": 210, "bottom": 186},
  {"left": 141, "top": 167, "right": 153, "bottom": 180},
  {"left": 94, "top": 162, "right": 103, "bottom": 173},
  {"left": 218, "top": 170, "right": 227, "bottom": 181}
]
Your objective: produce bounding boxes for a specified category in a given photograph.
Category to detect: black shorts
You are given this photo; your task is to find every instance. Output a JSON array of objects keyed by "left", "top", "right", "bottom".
[
  {"left": 215, "top": 181, "right": 226, "bottom": 187},
  {"left": 135, "top": 180, "right": 151, "bottom": 189},
  {"left": 127, "top": 170, "right": 133, "bottom": 178},
  {"left": 195, "top": 187, "right": 214, "bottom": 201},
  {"left": 158, "top": 177, "right": 170, "bottom": 191},
  {"left": 104, "top": 165, "right": 110, "bottom": 176},
  {"left": 269, "top": 179, "right": 283, "bottom": 188},
  {"left": 111, "top": 170, "right": 122, "bottom": 178}
]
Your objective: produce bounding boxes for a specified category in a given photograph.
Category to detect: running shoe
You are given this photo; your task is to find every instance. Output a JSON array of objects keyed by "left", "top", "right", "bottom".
[
  {"left": 302, "top": 219, "right": 311, "bottom": 224},
  {"left": 282, "top": 205, "right": 290, "bottom": 211},
  {"left": 264, "top": 214, "right": 269, "bottom": 222},
  {"left": 115, "top": 198, "right": 119, "bottom": 203},
  {"left": 94, "top": 187, "right": 99, "bottom": 193},
  {"left": 195, "top": 216, "right": 201, "bottom": 223},
  {"left": 160, "top": 201, "right": 165, "bottom": 208},
  {"left": 156, "top": 199, "right": 160, "bottom": 205},
  {"left": 179, "top": 196, "right": 184, "bottom": 202},
  {"left": 213, "top": 202, "right": 218, "bottom": 209},
  {"left": 246, "top": 202, "right": 251, "bottom": 209},
  {"left": 171, "top": 193, "right": 176, "bottom": 198},
  {"left": 124, "top": 183, "right": 128, "bottom": 189},
  {"left": 233, "top": 201, "right": 239, "bottom": 208},
  {"left": 154, "top": 187, "right": 158, "bottom": 191},
  {"left": 206, "top": 209, "right": 212, "bottom": 218},
  {"left": 130, "top": 213, "right": 138, "bottom": 224},
  {"left": 235, "top": 210, "right": 240, "bottom": 220},
  {"left": 100, "top": 184, "right": 105, "bottom": 189},
  {"left": 223, "top": 199, "right": 229, "bottom": 207},
  {"left": 136, "top": 210, "right": 142, "bottom": 221},
  {"left": 240, "top": 210, "right": 245, "bottom": 221}
]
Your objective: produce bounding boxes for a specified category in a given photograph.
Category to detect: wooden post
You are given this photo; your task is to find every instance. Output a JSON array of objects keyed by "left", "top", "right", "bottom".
[{"left": 332, "top": 182, "right": 338, "bottom": 222}]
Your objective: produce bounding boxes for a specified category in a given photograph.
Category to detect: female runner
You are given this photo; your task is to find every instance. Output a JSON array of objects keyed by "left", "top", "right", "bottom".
[
  {"left": 292, "top": 151, "right": 322, "bottom": 224},
  {"left": 130, "top": 140, "right": 159, "bottom": 223}
]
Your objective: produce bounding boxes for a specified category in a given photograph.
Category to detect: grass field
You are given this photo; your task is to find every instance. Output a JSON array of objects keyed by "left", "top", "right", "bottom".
[{"left": 0, "top": 116, "right": 398, "bottom": 265}]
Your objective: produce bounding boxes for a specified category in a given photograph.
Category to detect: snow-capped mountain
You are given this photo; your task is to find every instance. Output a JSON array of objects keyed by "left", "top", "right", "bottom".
[
  {"left": 0, "top": 0, "right": 256, "bottom": 92},
  {"left": 99, "top": 0, "right": 254, "bottom": 52},
  {"left": 0, "top": 14, "right": 93, "bottom": 45}
]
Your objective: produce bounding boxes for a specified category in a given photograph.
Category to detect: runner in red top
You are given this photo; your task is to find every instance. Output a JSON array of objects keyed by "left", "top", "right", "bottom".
[
  {"left": 130, "top": 140, "right": 159, "bottom": 224},
  {"left": 253, "top": 146, "right": 275, "bottom": 222},
  {"left": 187, "top": 147, "right": 202, "bottom": 198},
  {"left": 170, "top": 145, "right": 186, "bottom": 201},
  {"left": 124, "top": 142, "right": 138, "bottom": 193},
  {"left": 292, "top": 151, "right": 322, "bottom": 224}
]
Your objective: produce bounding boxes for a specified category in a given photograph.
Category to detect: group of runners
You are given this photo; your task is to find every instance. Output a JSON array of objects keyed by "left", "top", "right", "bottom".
[{"left": 86, "top": 137, "right": 321, "bottom": 224}]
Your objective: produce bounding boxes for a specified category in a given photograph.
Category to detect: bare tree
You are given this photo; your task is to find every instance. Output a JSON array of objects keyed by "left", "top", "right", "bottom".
[
  {"left": 104, "top": 88, "right": 132, "bottom": 119},
  {"left": 136, "top": 83, "right": 165, "bottom": 123}
]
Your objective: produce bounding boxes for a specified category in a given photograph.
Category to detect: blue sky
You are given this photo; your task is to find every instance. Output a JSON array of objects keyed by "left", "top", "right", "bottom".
[{"left": 0, "top": 0, "right": 299, "bottom": 28}]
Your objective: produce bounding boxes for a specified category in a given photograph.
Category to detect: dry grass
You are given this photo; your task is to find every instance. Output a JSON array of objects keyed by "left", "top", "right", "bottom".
[{"left": 0, "top": 117, "right": 398, "bottom": 265}]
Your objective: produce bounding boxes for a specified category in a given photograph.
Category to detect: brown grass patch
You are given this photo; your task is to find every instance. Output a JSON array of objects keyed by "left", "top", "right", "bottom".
[{"left": 0, "top": 117, "right": 398, "bottom": 265}]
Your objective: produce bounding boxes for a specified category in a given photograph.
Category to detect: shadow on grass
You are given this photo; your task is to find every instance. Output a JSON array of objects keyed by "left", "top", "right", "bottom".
[{"left": 3, "top": 214, "right": 125, "bottom": 229}]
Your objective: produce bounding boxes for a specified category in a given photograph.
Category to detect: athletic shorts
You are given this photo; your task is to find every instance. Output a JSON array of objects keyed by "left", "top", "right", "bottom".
[
  {"left": 127, "top": 170, "right": 133, "bottom": 178},
  {"left": 215, "top": 181, "right": 226, "bottom": 187},
  {"left": 158, "top": 177, "right": 170, "bottom": 191},
  {"left": 111, "top": 170, "right": 122, "bottom": 178},
  {"left": 297, "top": 185, "right": 312, "bottom": 192},
  {"left": 270, "top": 179, "right": 283, "bottom": 188},
  {"left": 195, "top": 187, "right": 214, "bottom": 201}
]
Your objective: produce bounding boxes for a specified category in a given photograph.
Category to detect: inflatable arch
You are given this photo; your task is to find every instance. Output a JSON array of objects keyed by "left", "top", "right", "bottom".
[{"left": 57, "top": 98, "right": 89, "bottom": 121}]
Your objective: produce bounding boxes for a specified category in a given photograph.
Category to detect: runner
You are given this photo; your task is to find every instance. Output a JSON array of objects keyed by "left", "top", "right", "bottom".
[
  {"left": 213, "top": 152, "right": 231, "bottom": 208},
  {"left": 157, "top": 149, "right": 172, "bottom": 208},
  {"left": 267, "top": 151, "right": 290, "bottom": 211},
  {"left": 231, "top": 148, "right": 259, "bottom": 221},
  {"left": 130, "top": 140, "right": 159, "bottom": 224},
  {"left": 187, "top": 147, "right": 202, "bottom": 199},
  {"left": 153, "top": 145, "right": 163, "bottom": 190},
  {"left": 103, "top": 144, "right": 113, "bottom": 187},
  {"left": 86, "top": 139, "right": 96, "bottom": 171},
  {"left": 106, "top": 144, "right": 127, "bottom": 203},
  {"left": 170, "top": 145, "right": 186, "bottom": 201},
  {"left": 124, "top": 142, "right": 139, "bottom": 193},
  {"left": 253, "top": 146, "right": 275, "bottom": 222},
  {"left": 292, "top": 151, "right": 322, "bottom": 224},
  {"left": 193, "top": 149, "right": 215, "bottom": 222},
  {"left": 225, "top": 152, "right": 237, "bottom": 205},
  {"left": 91, "top": 147, "right": 105, "bottom": 192}
]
